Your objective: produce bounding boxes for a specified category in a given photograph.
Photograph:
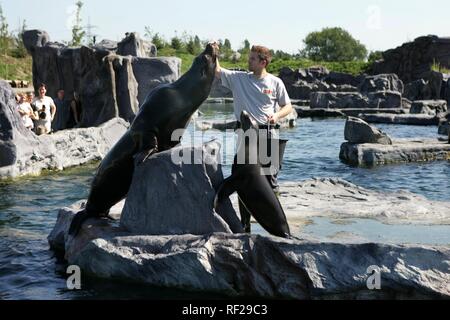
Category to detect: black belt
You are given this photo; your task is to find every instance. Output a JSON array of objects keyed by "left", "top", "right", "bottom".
[{"left": 235, "top": 121, "right": 280, "bottom": 130}]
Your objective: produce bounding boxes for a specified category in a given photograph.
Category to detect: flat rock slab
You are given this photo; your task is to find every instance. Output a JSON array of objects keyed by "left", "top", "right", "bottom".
[
  {"left": 340, "top": 138, "right": 450, "bottom": 167},
  {"left": 0, "top": 118, "right": 128, "bottom": 179},
  {"left": 48, "top": 200, "right": 450, "bottom": 299},
  {"left": 361, "top": 113, "right": 440, "bottom": 125},
  {"left": 274, "top": 178, "right": 450, "bottom": 226}
]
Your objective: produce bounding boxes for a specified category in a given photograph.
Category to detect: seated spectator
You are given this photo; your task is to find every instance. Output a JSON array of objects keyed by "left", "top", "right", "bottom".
[
  {"left": 16, "top": 93, "right": 36, "bottom": 130},
  {"left": 32, "top": 83, "right": 56, "bottom": 134}
]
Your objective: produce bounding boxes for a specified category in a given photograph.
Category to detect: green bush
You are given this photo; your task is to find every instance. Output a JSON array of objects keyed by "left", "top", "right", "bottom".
[{"left": 301, "top": 27, "right": 367, "bottom": 62}]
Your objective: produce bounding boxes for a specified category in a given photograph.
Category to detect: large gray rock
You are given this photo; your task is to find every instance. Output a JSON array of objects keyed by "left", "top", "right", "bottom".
[
  {"left": 438, "top": 121, "right": 449, "bottom": 136},
  {"left": 323, "top": 71, "right": 364, "bottom": 87},
  {"left": 23, "top": 30, "right": 180, "bottom": 128},
  {"left": 48, "top": 184, "right": 450, "bottom": 299},
  {"left": 310, "top": 92, "right": 369, "bottom": 109},
  {"left": 361, "top": 113, "right": 441, "bottom": 126},
  {"left": 121, "top": 142, "right": 242, "bottom": 235},
  {"left": 22, "top": 29, "right": 50, "bottom": 53},
  {"left": 93, "top": 39, "right": 118, "bottom": 52},
  {"left": 358, "top": 74, "right": 404, "bottom": 94},
  {"left": 444, "top": 79, "right": 450, "bottom": 105},
  {"left": 131, "top": 56, "right": 181, "bottom": 106},
  {"left": 410, "top": 100, "right": 447, "bottom": 116},
  {"left": 117, "top": 32, "right": 157, "bottom": 58},
  {"left": 404, "top": 72, "right": 445, "bottom": 101},
  {"left": 344, "top": 117, "right": 392, "bottom": 145},
  {"left": 277, "top": 178, "right": 450, "bottom": 225},
  {"left": 0, "top": 80, "right": 128, "bottom": 179},
  {"left": 367, "top": 90, "right": 402, "bottom": 108},
  {"left": 340, "top": 138, "right": 450, "bottom": 166},
  {"left": 370, "top": 35, "right": 450, "bottom": 83}
]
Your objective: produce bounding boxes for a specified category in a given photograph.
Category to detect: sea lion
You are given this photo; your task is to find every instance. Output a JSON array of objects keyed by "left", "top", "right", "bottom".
[
  {"left": 214, "top": 111, "right": 291, "bottom": 238},
  {"left": 69, "top": 43, "right": 219, "bottom": 236}
]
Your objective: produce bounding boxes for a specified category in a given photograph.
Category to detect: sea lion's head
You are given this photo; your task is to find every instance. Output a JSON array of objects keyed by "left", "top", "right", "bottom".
[{"left": 192, "top": 42, "right": 218, "bottom": 82}]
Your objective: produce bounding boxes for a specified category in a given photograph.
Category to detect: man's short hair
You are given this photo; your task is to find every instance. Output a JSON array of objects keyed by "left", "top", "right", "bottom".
[
  {"left": 251, "top": 45, "right": 273, "bottom": 66},
  {"left": 39, "top": 83, "right": 47, "bottom": 90}
]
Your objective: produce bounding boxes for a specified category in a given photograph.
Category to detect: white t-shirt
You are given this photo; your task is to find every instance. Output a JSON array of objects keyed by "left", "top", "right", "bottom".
[
  {"left": 220, "top": 69, "right": 291, "bottom": 125},
  {"left": 33, "top": 96, "right": 54, "bottom": 132},
  {"left": 18, "top": 102, "right": 34, "bottom": 129}
]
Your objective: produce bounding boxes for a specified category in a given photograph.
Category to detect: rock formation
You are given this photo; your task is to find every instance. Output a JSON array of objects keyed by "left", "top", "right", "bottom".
[
  {"left": 0, "top": 81, "right": 128, "bottom": 179},
  {"left": 48, "top": 177, "right": 450, "bottom": 299},
  {"left": 344, "top": 117, "right": 392, "bottom": 145},
  {"left": 370, "top": 35, "right": 450, "bottom": 83},
  {"left": 22, "top": 30, "right": 180, "bottom": 128}
]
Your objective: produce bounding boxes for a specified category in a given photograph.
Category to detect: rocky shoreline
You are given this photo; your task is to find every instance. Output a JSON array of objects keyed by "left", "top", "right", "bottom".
[{"left": 48, "top": 176, "right": 450, "bottom": 299}]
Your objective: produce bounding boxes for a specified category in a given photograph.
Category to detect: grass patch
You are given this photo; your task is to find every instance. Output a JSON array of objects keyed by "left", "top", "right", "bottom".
[
  {"left": 431, "top": 59, "right": 450, "bottom": 74},
  {"left": 0, "top": 53, "right": 32, "bottom": 81}
]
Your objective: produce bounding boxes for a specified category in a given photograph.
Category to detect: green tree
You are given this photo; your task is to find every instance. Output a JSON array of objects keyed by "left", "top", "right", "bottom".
[
  {"left": 238, "top": 39, "right": 250, "bottom": 54},
  {"left": 171, "top": 35, "right": 182, "bottom": 51},
  {"left": 70, "top": 1, "right": 85, "bottom": 46},
  {"left": 186, "top": 35, "right": 202, "bottom": 55},
  {"left": 367, "top": 50, "right": 383, "bottom": 64},
  {"left": 301, "top": 27, "right": 367, "bottom": 62},
  {"left": 0, "top": 3, "right": 10, "bottom": 53},
  {"left": 144, "top": 26, "right": 166, "bottom": 49},
  {"left": 273, "top": 50, "right": 292, "bottom": 61},
  {"left": 12, "top": 19, "right": 27, "bottom": 58},
  {"left": 223, "top": 39, "right": 231, "bottom": 50}
]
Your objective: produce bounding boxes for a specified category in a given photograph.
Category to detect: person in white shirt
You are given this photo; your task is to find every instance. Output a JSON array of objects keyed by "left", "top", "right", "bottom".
[
  {"left": 32, "top": 83, "right": 56, "bottom": 134},
  {"left": 16, "top": 93, "right": 36, "bottom": 130},
  {"left": 213, "top": 42, "right": 293, "bottom": 232}
]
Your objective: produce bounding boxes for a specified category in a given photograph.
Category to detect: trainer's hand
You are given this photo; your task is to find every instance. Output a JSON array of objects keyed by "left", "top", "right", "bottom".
[{"left": 267, "top": 113, "right": 279, "bottom": 124}]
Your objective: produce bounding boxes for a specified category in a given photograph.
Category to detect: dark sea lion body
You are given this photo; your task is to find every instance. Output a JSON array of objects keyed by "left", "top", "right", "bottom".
[
  {"left": 214, "top": 111, "right": 291, "bottom": 238},
  {"left": 69, "top": 44, "right": 218, "bottom": 235}
]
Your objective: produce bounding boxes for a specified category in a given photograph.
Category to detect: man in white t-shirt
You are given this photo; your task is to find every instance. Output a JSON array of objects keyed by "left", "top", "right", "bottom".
[
  {"left": 213, "top": 43, "right": 293, "bottom": 232},
  {"left": 32, "top": 83, "right": 56, "bottom": 134}
]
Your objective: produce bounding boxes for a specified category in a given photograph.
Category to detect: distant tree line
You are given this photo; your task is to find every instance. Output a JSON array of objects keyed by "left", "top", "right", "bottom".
[
  {"left": 143, "top": 26, "right": 382, "bottom": 64},
  {"left": 0, "top": 3, "right": 28, "bottom": 58}
]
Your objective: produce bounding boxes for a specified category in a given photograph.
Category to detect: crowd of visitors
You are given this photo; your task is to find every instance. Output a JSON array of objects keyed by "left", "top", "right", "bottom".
[{"left": 15, "top": 84, "right": 83, "bottom": 135}]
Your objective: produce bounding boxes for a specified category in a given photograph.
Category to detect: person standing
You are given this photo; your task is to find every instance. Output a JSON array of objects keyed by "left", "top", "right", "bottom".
[
  {"left": 69, "top": 91, "right": 82, "bottom": 127},
  {"left": 16, "top": 93, "right": 36, "bottom": 130},
  {"left": 213, "top": 43, "right": 293, "bottom": 232},
  {"left": 52, "top": 89, "right": 70, "bottom": 131},
  {"left": 32, "top": 83, "right": 56, "bottom": 134}
]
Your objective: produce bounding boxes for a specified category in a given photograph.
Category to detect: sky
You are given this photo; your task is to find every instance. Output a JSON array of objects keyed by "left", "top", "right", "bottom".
[{"left": 2, "top": 0, "right": 450, "bottom": 54}]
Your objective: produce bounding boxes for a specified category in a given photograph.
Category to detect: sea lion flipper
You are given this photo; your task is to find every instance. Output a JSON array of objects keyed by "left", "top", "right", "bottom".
[
  {"left": 68, "top": 209, "right": 92, "bottom": 236},
  {"left": 213, "top": 175, "right": 239, "bottom": 210},
  {"left": 134, "top": 147, "right": 158, "bottom": 165},
  {"left": 134, "top": 134, "right": 159, "bottom": 165}
]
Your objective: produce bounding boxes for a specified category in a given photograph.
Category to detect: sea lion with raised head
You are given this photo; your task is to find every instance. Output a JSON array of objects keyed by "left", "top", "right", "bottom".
[{"left": 69, "top": 43, "right": 219, "bottom": 236}]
